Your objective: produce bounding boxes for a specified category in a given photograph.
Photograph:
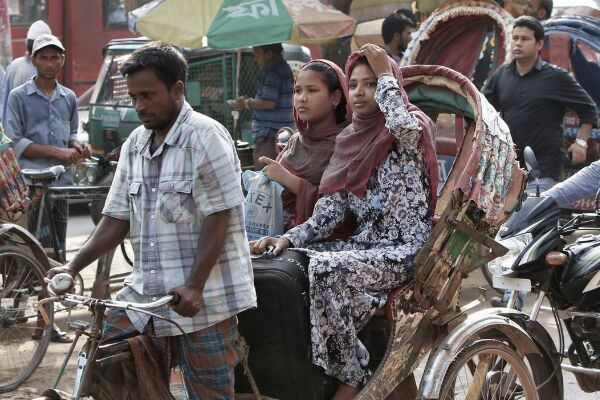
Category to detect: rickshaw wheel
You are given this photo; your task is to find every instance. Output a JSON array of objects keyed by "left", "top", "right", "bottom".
[
  {"left": 439, "top": 339, "right": 539, "bottom": 400},
  {"left": 0, "top": 246, "right": 53, "bottom": 393}
]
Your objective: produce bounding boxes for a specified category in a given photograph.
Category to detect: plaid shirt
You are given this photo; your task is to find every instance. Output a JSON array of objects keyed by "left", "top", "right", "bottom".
[{"left": 103, "top": 102, "right": 256, "bottom": 336}]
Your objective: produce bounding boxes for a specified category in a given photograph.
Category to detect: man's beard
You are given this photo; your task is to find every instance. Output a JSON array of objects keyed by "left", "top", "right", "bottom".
[{"left": 397, "top": 42, "right": 407, "bottom": 54}]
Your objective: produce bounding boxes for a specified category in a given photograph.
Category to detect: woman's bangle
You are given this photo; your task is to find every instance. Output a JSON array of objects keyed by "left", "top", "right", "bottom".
[{"left": 378, "top": 72, "right": 394, "bottom": 79}]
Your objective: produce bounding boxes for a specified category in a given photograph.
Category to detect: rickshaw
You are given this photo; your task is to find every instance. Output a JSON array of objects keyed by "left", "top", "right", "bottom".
[
  {"left": 401, "top": 0, "right": 513, "bottom": 90},
  {"left": 35, "top": 64, "right": 539, "bottom": 400},
  {"left": 233, "top": 64, "right": 537, "bottom": 400}
]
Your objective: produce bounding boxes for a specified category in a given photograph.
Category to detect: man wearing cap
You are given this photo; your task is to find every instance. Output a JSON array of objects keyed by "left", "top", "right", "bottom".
[
  {"left": 0, "top": 20, "right": 51, "bottom": 122},
  {"left": 5, "top": 34, "right": 90, "bottom": 342}
]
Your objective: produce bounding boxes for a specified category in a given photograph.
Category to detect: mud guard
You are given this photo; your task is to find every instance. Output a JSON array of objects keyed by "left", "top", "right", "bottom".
[
  {"left": 418, "top": 307, "right": 540, "bottom": 398},
  {"left": 0, "top": 223, "right": 51, "bottom": 271},
  {"left": 523, "top": 317, "right": 564, "bottom": 397}
]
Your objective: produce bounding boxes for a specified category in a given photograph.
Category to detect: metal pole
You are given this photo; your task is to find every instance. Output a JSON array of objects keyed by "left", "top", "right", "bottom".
[
  {"left": 90, "top": 248, "right": 116, "bottom": 300},
  {"left": 233, "top": 49, "right": 242, "bottom": 144},
  {"left": 529, "top": 291, "right": 545, "bottom": 321}
]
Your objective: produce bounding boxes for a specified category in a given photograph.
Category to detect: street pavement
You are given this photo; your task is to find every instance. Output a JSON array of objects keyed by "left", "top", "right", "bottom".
[{"left": 1, "top": 206, "right": 598, "bottom": 399}]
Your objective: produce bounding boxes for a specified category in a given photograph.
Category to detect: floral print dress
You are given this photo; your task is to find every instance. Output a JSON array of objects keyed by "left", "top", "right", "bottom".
[{"left": 282, "top": 75, "right": 432, "bottom": 387}]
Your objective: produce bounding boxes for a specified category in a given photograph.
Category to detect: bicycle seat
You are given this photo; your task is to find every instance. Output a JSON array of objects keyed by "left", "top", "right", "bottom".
[{"left": 21, "top": 165, "right": 66, "bottom": 180}]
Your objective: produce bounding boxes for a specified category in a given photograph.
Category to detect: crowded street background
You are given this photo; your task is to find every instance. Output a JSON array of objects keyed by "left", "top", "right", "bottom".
[{"left": 0, "top": 0, "right": 599, "bottom": 399}]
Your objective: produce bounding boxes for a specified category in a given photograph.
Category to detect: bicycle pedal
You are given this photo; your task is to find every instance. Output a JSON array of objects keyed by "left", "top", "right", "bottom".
[{"left": 68, "top": 320, "right": 90, "bottom": 331}]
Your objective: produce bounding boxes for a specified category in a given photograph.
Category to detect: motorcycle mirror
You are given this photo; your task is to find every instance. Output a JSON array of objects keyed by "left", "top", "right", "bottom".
[{"left": 523, "top": 147, "right": 540, "bottom": 178}]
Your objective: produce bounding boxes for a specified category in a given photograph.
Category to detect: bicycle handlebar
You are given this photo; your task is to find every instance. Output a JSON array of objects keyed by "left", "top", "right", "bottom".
[
  {"left": 41, "top": 275, "right": 185, "bottom": 335},
  {"left": 48, "top": 273, "right": 178, "bottom": 310},
  {"left": 57, "top": 293, "right": 177, "bottom": 310}
]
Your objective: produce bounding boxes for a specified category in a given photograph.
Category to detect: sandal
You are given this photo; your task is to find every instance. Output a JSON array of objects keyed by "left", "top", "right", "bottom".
[{"left": 32, "top": 329, "right": 73, "bottom": 343}]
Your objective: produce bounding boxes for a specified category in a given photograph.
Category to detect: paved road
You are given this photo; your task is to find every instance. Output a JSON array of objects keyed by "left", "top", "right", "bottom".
[{"left": 1, "top": 207, "right": 598, "bottom": 399}]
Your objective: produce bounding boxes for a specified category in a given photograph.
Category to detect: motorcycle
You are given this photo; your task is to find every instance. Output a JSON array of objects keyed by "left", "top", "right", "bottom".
[
  {"left": 482, "top": 147, "right": 563, "bottom": 293},
  {"left": 488, "top": 150, "right": 600, "bottom": 395}
]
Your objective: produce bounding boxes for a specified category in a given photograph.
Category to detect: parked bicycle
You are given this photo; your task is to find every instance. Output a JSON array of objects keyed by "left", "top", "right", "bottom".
[
  {"left": 0, "top": 227, "right": 54, "bottom": 393},
  {"left": 0, "top": 157, "right": 126, "bottom": 394}
]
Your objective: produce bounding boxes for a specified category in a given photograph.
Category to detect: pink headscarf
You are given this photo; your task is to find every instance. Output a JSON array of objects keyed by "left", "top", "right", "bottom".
[
  {"left": 319, "top": 52, "right": 439, "bottom": 213},
  {"left": 277, "top": 59, "right": 352, "bottom": 225}
]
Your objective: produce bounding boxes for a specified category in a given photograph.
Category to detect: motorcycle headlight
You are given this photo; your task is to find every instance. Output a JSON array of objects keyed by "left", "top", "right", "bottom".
[{"left": 487, "top": 233, "right": 533, "bottom": 275}]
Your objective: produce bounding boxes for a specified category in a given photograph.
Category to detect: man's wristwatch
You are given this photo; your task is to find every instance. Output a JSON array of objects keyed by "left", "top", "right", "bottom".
[{"left": 575, "top": 138, "right": 588, "bottom": 148}]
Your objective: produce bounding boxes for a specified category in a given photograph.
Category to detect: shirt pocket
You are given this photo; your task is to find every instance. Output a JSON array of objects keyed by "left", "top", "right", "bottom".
[
  {"left": 129, "top": 181, "right": 142, "bottom": 221},
  {"left": 158, "top": 180, "right": 195, "bottom": 223}
]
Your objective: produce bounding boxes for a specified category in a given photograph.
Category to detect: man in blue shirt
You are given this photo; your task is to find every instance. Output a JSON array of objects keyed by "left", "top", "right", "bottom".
[
  {"left": 229, "top": 43, "right": 294, "bottom": 170},
  {"left": 1, "top": 20, "right": 51, "bottom": 122},
  {"left": 544, "top": 160, "right": 600, "bottom": 207},
  {"left": 5, "top": 35, "right": 89, "bottom": 343}
]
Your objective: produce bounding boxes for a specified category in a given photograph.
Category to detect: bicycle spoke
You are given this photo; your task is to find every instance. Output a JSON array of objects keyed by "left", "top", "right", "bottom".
[
  {"left": 439, "top": 340, "right": 538, "bottom": 400},
  {"left": 0, "top": 249, "right": 52, "bottom": 392},
  {"left": 465, "top": 353, "right": 493, "bottom": 400}
]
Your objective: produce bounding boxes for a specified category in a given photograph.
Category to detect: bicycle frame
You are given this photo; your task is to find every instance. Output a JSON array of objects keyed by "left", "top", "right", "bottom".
[{"left": 39, "top": 290, "right": 178, "bottom": 399}]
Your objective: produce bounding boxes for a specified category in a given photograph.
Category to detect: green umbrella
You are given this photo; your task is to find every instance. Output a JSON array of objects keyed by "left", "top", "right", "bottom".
[{"left": 206, "top": 0, "right": 356, "bottom": 49}]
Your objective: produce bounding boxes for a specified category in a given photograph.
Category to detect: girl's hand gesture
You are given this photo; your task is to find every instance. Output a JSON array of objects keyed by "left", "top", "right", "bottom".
[
  {"left": 259, "top": 156, "right": 301, "bottom": 194},
  {"left": 359, "top": 44, "right": 393, "bottom": 78},
  {"left": 259, "top": 157, "right": 289, "bottom": 184}
]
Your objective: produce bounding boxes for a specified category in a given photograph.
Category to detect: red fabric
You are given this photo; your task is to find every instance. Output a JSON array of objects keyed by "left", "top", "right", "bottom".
[
  {"left": 417, "top": 16, "right": 490, "bottom": 78},
  {"left": 277, "top": 59, "right": 352, "bottom": 225},
  {"left": 319, "top": 52, "right": 438, "bottom": 213}
]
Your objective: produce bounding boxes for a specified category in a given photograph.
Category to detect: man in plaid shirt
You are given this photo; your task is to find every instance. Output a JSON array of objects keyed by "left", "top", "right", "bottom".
[{"left": 49, "top": 41, "right": 256, "bottom": 398}]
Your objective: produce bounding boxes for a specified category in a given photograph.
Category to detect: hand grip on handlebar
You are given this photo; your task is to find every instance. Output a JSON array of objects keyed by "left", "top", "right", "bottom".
[
  {"left": 49, "top": 273, "right": 74, "bottom": 295},
  {"left": 168, "top": 292, "right": 181, "bottom": 306}
]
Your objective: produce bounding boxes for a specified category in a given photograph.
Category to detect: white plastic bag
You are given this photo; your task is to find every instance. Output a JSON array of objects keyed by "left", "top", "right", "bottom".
[{"left": 242, "top": 170, "right": 285, "bottom": 241}]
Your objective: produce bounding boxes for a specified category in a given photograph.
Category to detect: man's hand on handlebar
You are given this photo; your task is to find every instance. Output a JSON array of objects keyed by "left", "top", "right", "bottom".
[
  {"left": 249, "top": 236, "right": 291, "bottom": 256},
  {"left": 56, "top": 148, "right": 84, "bottom": 165},
  {"left": 47, "top": 263, "right": 78, "bottom": 281},
  {"left": 169, "top": 285, "right": 204, "bottom": 318},
  {"left": 70, "top": 141, "right": 92, "bottom": 159}
]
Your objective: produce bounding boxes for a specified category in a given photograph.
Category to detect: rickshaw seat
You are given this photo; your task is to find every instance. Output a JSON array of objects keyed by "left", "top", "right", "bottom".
[{"left": 435, "top": 136, "right": 457, "bottom": 156}]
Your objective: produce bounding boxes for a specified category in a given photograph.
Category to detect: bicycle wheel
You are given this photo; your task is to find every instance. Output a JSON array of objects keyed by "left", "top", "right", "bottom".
[
  {"left": 439, "top": 339, "right": 539, "bottom": 400},
  {"left": 73, "top": 273, "right": 84, "bottom": 296},
  {"left": 0, "top": 246, "right": 53, "bottom": 393},
  {"left": 120, "top": 239, "right": 134, "bottom": 267}
]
